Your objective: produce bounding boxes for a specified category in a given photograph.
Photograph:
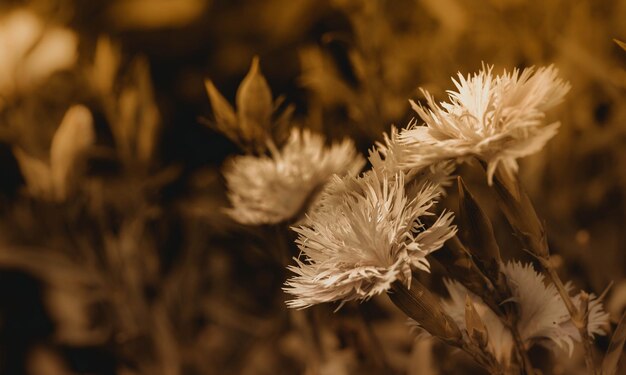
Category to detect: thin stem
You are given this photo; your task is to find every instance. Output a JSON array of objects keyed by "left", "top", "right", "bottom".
[
  {"left": 541, "top": 258, "right": 597, "bottom": 375},
  {"left": 507, "top": 318, "right": 535, "bottom": 375},
  {"left": 488, "top": 164, "right": 598, "bottom": 375}
]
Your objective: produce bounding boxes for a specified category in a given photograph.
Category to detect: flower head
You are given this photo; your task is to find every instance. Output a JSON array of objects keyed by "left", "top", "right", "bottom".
[
  {"left": 400, "top": 65, "right": 570, "bottom": 184},
  {"left": 223, "top": 128, "right": 365, "bottom": 225},
  {"left": 504, "top": 261, "right": 608, "bottom": 352},
  {"left": 284, "top": 171, "right": 456, "bottom": 308},
  {"left": 440, "top": 261, "right": 609, "bottom": 363}
]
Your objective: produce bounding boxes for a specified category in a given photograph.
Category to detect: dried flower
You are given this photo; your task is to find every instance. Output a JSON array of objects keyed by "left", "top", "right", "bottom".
[
  {"left": 400, "top": 65, "right": 570, "bottom": 184},
  {"left": 224, "top": 128, "right": 365, "bottom": 225},
  {"left": 284, "top": 171, "right": 456, "bottom": 308},
  {"left": 442, "top": 261, "right": 609, "bottom": 363}
]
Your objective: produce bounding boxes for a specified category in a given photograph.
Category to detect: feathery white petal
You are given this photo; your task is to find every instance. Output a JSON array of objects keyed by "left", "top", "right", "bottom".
[
  {"left": 285, "top": 171, "right": 457, "bottom": 308},
  {"left": 224, "top": 128, "right": 365, "bottom": 225}
]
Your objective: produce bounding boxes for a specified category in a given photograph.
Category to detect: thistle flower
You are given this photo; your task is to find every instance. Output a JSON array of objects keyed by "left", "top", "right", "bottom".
[
  {"left": 223, "top": 128, "right": 365, "bottom": 225},
  {"left": 400, "top": 65, "right": 570, "bottom": 184},
  {"left": 441, "top": 261, "right": 609, "bottom": 364},
  {"left": 284, "top": 171, "right": 456, "bottom": 308}
]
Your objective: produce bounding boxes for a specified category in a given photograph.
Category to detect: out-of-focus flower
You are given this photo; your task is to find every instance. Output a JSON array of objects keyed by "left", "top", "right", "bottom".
[
  {"left": 14, "top": 105, "right": 95, "bottom": 201},
  {"left": 442, "top": 261, "right": 609, "bottom": 364},
  {"left": 284, "top": 171, "right": 456, "bottom": 308},
  {"left": 400, "top": 65, "right": 570, "bottom": 184},
  {"left": 223, "top": 128, "right": 365, "bottom": 225},
  {"left": 0, "top": 9, "right": 77, "bottom": 105}
]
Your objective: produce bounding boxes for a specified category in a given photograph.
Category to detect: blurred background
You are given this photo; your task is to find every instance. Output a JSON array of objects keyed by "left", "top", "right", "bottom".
[{"left": 0, "top": 0, "right": 625, "bottom": 374}]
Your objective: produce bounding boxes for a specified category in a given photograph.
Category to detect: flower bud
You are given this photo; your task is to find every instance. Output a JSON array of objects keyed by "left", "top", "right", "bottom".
[
  {"left": 457, "top": 177, "right": 502, "bottom": 280},
  {"left": 236, "top": 56, "right": 272, "bottom": 145},
  {"left": 389, "top": 280, "right": 462, "bottom": 344},
  {"left": 491, "top": 170, "right": 549, "bottom": 258},
  {"left": 465, "top": 295, "right": 489, "bottom": 350}
]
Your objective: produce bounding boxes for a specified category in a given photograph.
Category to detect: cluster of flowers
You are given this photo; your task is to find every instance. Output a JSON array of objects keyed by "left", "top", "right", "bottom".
[{"left": 218, "top": 61, "right": 610, "bottom": 372}]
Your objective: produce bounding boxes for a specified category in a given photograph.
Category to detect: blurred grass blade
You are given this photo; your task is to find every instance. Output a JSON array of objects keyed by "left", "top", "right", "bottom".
[
  {"left": 614, "top": 39, "right": 626, "bottom": 52},
  {"left": 602, "top": 312, "right": 626, "bottom": 375}
]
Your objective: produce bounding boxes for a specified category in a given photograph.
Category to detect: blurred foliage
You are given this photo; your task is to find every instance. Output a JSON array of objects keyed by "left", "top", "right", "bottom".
[{"left": 0, "top": 0, "right": 624, "bottom": 374}]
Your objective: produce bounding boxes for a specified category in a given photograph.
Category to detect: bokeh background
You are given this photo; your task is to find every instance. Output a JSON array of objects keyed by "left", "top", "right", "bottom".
[{"left": 0, "top": 0, "right": 625, "bottom": 374}]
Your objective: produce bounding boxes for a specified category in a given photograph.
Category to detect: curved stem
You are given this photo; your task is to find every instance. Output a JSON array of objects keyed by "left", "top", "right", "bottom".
[{"left": 541, "top": 258, "right": 596, "bottom": 375}]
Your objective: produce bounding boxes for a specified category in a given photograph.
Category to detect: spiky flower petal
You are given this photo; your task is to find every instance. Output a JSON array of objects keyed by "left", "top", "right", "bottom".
[
  {"left": 284, "top": 171, "right": 456, "bottom": 308},
  {"left": 369, "top": 125, "right": 455, "bottom": 195},
  {"left": 399, "top": 65, "right": 570, "bottom": 184},
  {"left": 223, "top": 128, "right": 365, "bottom": 225},
  {"left": 440, "top": 261, "right": 609, "bottom": 363}
]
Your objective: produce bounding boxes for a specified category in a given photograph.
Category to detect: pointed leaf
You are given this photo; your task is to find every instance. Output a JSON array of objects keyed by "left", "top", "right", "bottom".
[
  {"left": 614, "top": 39, "right": 626, "bottom": 52},
  {"left": 204, "top": 79, "right": 238, "bottom": 140},
  {"left": 133, "top": 57, "right": 160, "bottom": 162},
  {"left": 13, "top": 147, "right": 53, "bottom": 199},
  {"left": 50, "top": 105, "right": 95, "bottom": 200},
  {"left": 91, "top": 35, "right": 120, "bottom": 95}
]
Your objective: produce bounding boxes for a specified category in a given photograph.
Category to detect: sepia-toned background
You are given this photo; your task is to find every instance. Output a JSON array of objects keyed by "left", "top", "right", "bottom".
[{"left": 0, "top": 0, "right": 625, "bottom": 374}]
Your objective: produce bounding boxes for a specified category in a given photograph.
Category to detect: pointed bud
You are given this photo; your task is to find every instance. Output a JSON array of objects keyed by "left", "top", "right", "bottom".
[
  {"left": 432, "top": 237, "right": 502, "bottom": 314},
  {"left": 465, "top": 295, "right": 489, "bottom": 350},
  {"left": 491, "top": 170, "right": 549, "bottom": 258},
  {"left": 236, "top": 56, "right": 272, "bottom": 144},
  {"left": 389, "top": 280, "right": 462, "bottom": 344},
  {"left": 457, "top": 177, "right": 503, "bottom": 282},
  {"left": 50, "top": 105, "right": 95, "bottom": 200}
]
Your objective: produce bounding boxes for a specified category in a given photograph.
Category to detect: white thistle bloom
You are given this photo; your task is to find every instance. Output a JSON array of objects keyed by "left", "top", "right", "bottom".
[
  {"left": 441, "top": 261, "right": 609, "bottom": 363},
  {"left": 400, "top": 65, "right": 570, "bottom": 184},
  {"left": 223, "top": 128, "right": 365, "bottom": 225},
  {"left": 284, "top": 171, "right": 456, "bottom": 308}
]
